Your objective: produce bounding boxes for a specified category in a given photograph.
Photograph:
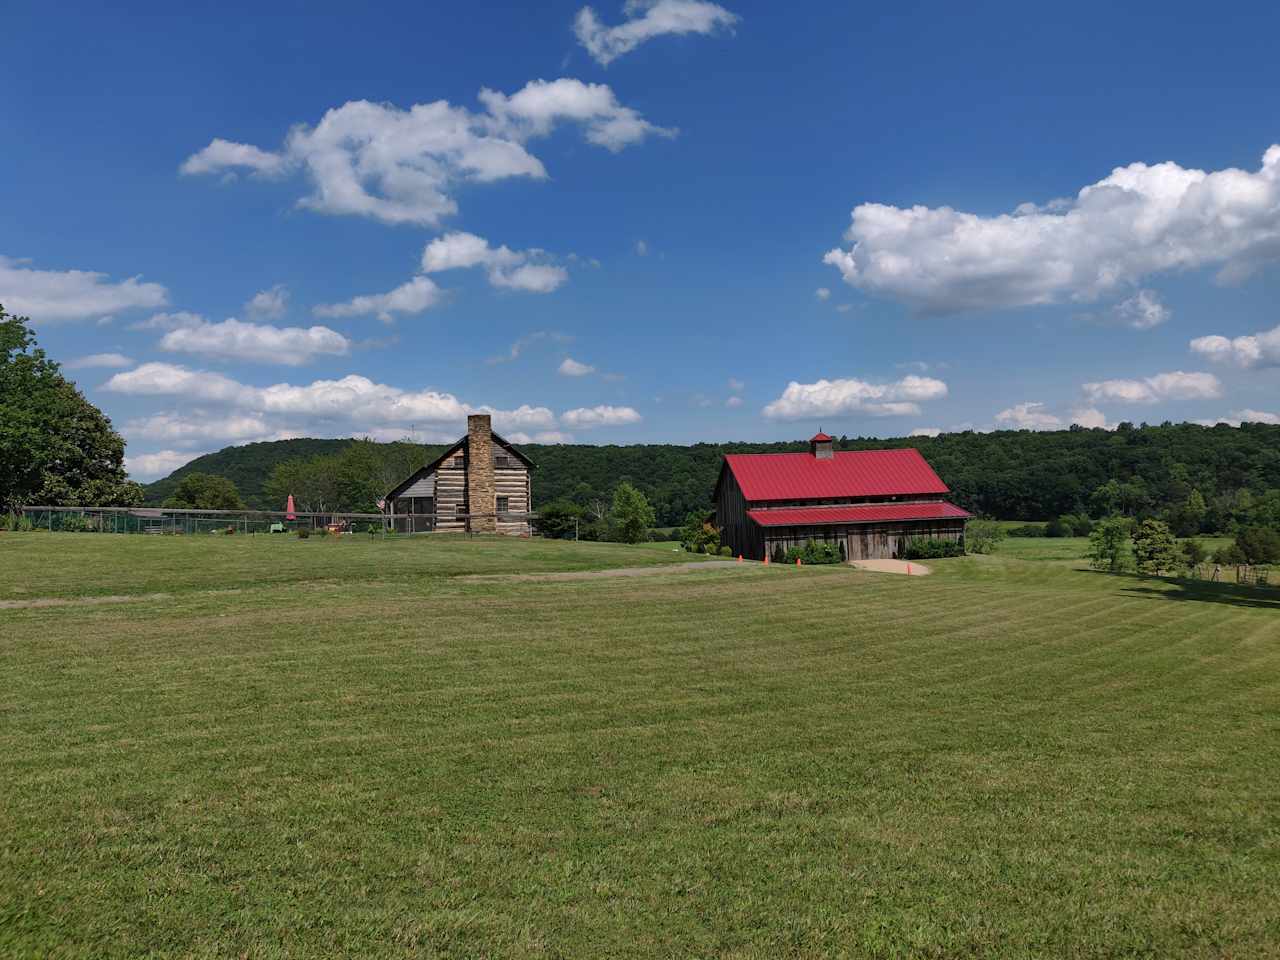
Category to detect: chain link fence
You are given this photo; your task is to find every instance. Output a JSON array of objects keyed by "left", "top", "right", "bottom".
[{"left": 5, "top": 506, "right": 537, "bottom": 537}]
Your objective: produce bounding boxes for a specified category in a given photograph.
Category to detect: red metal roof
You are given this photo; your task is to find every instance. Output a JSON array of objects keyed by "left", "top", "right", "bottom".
[
  {"left": 810, "top": 431, "right": 833, "bottom": 442},
  {"left": 746, "top": 502, "right": 971, "bottom": 527},
  {"left": 723, "top": 448, "right": 950, "bottom": 501}
]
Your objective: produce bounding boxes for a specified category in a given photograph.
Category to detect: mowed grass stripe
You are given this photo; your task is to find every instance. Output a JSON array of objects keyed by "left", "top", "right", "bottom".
[{"left": 2, "top": 535, "right": 1279, "bottom": 958}]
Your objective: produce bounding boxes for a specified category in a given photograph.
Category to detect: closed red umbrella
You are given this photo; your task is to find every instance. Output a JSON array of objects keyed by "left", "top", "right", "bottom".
[{"left": 286, "top": 494, "right": 297, "bottom": 521}]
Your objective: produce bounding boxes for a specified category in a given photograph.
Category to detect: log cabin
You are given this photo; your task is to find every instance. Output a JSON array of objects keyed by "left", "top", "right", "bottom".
[
  {"left": 714, "top": 432, "right": 970, "bottom": 561},
  {"left": 383, "top": 414, "right": 533, "bottom": 535}
]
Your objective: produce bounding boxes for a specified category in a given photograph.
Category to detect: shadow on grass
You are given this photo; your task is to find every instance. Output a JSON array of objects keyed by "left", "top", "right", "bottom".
[{"left": 1102, "top": 570, "right": 1280, "bottom": 611}]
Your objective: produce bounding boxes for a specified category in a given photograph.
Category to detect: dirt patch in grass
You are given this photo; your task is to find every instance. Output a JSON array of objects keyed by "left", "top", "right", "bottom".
[
  {"left": 460, "top": 559, "right": 740, "bottom": 582},
  {"left": 0, "top": 592, "right": 171, "bottom": 610}
]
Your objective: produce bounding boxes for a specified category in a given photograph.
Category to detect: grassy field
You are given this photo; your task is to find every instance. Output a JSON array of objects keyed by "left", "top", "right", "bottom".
[{"left": 2, "top": 533, "right": 1278, "bottom": 958}]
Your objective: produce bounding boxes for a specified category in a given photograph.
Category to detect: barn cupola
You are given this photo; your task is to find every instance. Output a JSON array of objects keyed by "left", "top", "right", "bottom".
[{"left": 810, "top": 430, "right": 834, "bottom": 460}]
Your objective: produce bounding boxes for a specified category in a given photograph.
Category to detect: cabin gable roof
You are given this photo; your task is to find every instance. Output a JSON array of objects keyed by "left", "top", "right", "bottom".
[{"left": 384, "top": 431, "right": 534, "bottom": 502}]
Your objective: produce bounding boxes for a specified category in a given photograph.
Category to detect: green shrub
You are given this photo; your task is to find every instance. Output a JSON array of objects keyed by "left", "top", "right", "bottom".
[
  {"left": 1064, "top": 513, "right": 1095, "bottom": 536},
  {"left": 900, "top": 538, "right": 964, "bottom": 560},
  {"left": 771, "top": 543, "right": 786, "bottom": 565},
  {"left": 1007, "top": 523, "right": 1047, "bottom": 538},
  {"left": 1181, "top": 539, "right": 1207, "bottom": 567},
  {"left": 1212, "top": 543, "right": 1247, "bottom": 566},
  {"left": 783, "top": 539, "right": 842, "bottom": 565},
  {"left": 965, "top": 518, "right": 1006, "bottom": 554},
  {"left": 59, "top": 514, "right": 93, "bottom": 533},
  {"left": 718, "top": 545, "right": 732, "bottom": 557},
  {"left": 679, "top": 512, "right": 720, "bottom": 554},
  {"left": 1044, "top": 517, "right": 1072, "bottom": 538},
  {"left": 1234, "top": 526, "right": 1280, "bottom": 564},
  {"left": 296, "top": 527, "right": 311, "bottom": 539}
]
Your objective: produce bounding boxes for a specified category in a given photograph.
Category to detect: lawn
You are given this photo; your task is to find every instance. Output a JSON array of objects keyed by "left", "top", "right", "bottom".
[
  {"left": 0, "top": 532, "right": 702, "bottom": 601},
  {"left": 2, "top": 533, "right": 1278, "bottom": 958}
]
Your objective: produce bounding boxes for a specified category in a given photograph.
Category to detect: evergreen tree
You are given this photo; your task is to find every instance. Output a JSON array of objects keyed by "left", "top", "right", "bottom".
[{"left": 1131, "top": 519, "right": 1180, "bottom": 575}]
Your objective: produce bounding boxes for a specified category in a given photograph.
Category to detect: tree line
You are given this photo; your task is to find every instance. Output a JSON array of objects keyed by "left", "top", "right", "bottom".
[{"left": 144, "top": 421, "right": 1280, "bottom": 535}]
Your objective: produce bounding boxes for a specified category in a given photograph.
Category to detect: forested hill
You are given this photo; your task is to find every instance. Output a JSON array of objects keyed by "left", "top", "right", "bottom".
[
  {"left": 142, "top": 439, "right": 354, "bottom": 508},
  {"left": 142, "top": 422, "right": 1280, "bottom": 526}
]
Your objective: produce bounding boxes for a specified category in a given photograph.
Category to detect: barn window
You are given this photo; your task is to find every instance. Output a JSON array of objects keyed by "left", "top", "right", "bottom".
[
  {"left": 494, "top": 454, "right": 513, "bottom": 469},
  {"left": 496, "top": 496, "right": 510, "bottom": 513}
]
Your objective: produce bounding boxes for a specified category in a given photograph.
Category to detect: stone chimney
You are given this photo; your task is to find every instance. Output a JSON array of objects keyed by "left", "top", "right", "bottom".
[{"left": 467, "top": 414, "right": 497, "bottom": 533}]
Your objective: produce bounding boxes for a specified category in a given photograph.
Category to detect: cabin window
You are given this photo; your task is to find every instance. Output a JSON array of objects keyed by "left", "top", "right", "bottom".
[
  {"left": 494, "top": 454, "right": 513, "bottom": 469},
  {"left": 496, "top": 496, "right": 510, "bottom": 513}
]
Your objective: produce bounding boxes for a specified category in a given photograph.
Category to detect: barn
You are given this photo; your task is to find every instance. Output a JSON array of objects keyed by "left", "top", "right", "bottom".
[
  {"left": 714, "top": 432, "right": 970, "bottom": 561},
  {"left": 383, "top": 414, "right": 534, "bottom": 535}
]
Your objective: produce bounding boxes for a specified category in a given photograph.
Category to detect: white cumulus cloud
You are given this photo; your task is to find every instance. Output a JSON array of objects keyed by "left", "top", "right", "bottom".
[
  {"left": 159, "top": 317, "right": 350, "bottom": 365},
  {"left": 1190, "top": 322, "right": 1280, "bottom": 368},
  {"left": 181, "top": 80, "right": 671, "bottom": 226},
  {"left": 558, "top": 356, "right": 596, "bottom": 376},
  {"left": 995, "top": 402, "right": 1062, "bottom": 430},
  {"left": 815, "top": 287, "right": 831, "bottom": 301},
  {"left": 909, "top": 427, "right": 941, "bottom": 437},
  {"left": 123, "top": 412, "right": 283, "bottom": 447},
  {"left": 104, "top": 363, "right": 556, "bottom": 437},
  {"left": 124, "top": 449, "right": 208, "bottom": 482},
  {"left": 574, "top": 0, "right": 738, "bottom": 65},
  {"left": 561, "top": 404, "right": 642, "bottom": 428},
  {"left": 314, "top": 276, "right": 443, "bottom": 324},
  {"left": 824, "top": 145, "right": 1280, "bottom": 314},
  {"left": 1195, "top": 409, "right": 1280, "bottom": 427},
  {"left": 64, "top": 352, "right": 133, "bottom": 370},
  {"left": 1069, "top": 407, "right": 1112, "bottom": 429},
  {"left": 421, "top": 232, "right": 568, "bottom": 293},
  {"left": 1114, "top": 289, "right": 1170, "bottom": 330},
  {"left": 762, "top": 375, "right": 948, "bottom": 420},
  {"left": 128, "top": 310, "right": 205, "bottom": 332},
  {"left": 179, "top": 139, "right": 288, "bottom": 177},
  {"left": 1, "top": 255, "right": 167, "bottom": 323},
  {"left": 245, "top": 284, "right": 289, "bottom": 319},
  {"left": 1082, "top": 370, "right": 1222, "bottom": 404}
]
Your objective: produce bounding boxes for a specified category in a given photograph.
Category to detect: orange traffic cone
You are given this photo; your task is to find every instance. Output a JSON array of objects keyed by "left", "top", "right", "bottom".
[
  {"left": 737, "top": 554, "right": 743, "bottom": 563},
  {"left": 764, "top": 553, "right": 769, "bottom": 565},
  {"left": 796, "top": 557, "right": 802, "bottom": 567}
]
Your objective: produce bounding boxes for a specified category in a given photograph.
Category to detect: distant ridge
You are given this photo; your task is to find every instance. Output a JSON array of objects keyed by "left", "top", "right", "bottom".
[
  {"left": 138, "top": 422, "right": 1280, "bottom": 526},
  {"left": 142, "top": 439, "right": 359, "bottom": 509}
]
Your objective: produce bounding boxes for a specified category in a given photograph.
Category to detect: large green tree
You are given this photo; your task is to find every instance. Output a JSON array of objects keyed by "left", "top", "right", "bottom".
[
  {"left": 611, "top": 481, "right": 655, "bottom": 544},
  {"left": 162, "top": 472, "right": 246, "bottom": 510},
  {"left": 0, "top": 305, "right": 141, "bottom": 512},
  {"left": 1087, "top": 517, "right": 1133, "bottom": 573}
]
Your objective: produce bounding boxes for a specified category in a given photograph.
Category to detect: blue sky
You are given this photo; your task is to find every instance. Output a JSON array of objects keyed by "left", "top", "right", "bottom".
[{"left": 4, "top": 0, "right": 1280, "bottom": 479}]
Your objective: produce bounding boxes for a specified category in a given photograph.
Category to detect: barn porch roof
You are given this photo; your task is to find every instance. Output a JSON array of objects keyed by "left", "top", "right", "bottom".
[{"left": 746, "top": 501, "right": 971, "bottom": 527}]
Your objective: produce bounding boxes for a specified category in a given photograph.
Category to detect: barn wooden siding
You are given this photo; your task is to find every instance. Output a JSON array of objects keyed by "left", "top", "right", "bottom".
[
  {"left": 762, "top": 520, "right": 966, "bottom": 561},
  {"left": 715, "top": 469, "right": 763, "bottom": 559}
]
